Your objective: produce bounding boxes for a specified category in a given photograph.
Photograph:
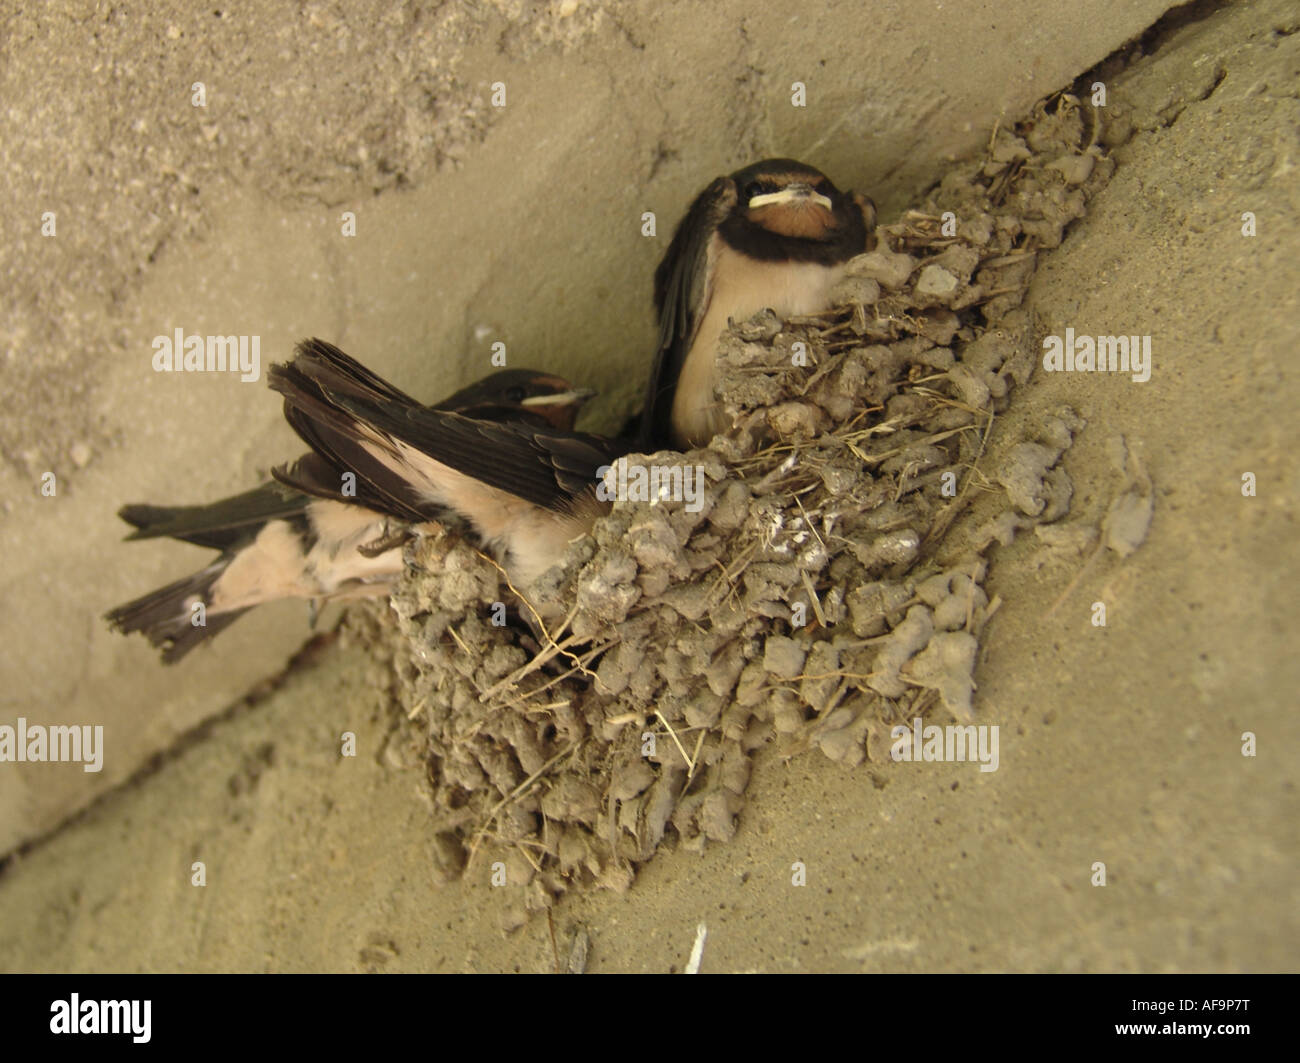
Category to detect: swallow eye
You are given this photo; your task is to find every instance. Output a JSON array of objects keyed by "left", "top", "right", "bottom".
[
  {"left": 743, "top": 181, "right": 765, "bottom": 202},
  {"left": 505, "top": 386, "right": 526, "bottom": 403}
]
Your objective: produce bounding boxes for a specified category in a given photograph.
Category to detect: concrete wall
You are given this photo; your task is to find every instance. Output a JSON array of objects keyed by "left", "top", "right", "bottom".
[{"left": 0, "top": 0, "right": 1172, "bottom": 854}]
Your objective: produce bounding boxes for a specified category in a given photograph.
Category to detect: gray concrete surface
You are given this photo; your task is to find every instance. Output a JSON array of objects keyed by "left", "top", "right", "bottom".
[
  {"left": 4, "top": 0, "right": 1296, "bottom": 974},
  {"left": 0, "top": 0, "right": 1174, "bottom": 856}
]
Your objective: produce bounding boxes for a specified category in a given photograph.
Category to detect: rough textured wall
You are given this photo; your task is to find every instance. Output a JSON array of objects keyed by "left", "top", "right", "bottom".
[
  {"left": 1, "top": 1, "right": 1172, "bottom": 853},
  {"left": 0, "top": 0, "right": 1297, "bottom": 973}
]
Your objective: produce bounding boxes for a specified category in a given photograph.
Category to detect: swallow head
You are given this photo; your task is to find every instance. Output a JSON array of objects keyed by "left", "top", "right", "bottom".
[
  {"left": 456, "top": 369, "right": 595, "bottom": 433},
  {"left": 514, "top": 374, "right": 597, "bottom": 433},
  {"left": 721, "top": 158, "right": 876, "bottom": 261}
]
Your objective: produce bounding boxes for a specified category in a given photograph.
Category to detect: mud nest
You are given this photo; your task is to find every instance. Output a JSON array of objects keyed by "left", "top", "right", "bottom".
[{"left": 347, "top": 93, "right": 1118, "bottom": 927}]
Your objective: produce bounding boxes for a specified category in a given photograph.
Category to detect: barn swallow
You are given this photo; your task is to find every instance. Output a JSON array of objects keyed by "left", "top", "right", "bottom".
[
  {"left": 106, "top": 356, "right": 592, "bottom": 662},
  {"left": 640, "top": 158, "right": 877, "bottom": 449},
  {"left": 269, "top": 339, "right": 626, "bottom": 597}
]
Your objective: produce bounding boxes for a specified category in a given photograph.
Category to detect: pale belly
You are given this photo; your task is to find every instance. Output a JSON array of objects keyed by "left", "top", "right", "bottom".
[
  {"left": 670, "top": 245, "right": 846, "bottom": 448},
  {"left": 209, "top": 501, "right": 402, "bottom": 612}
]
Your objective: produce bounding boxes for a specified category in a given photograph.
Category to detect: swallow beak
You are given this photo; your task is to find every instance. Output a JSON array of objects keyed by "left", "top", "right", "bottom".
[
  {"left": 521, "top": 388, "right": 596, "bottom": 409},
  {"left": 748, "top": 183, "right": 834, "bottom": 212}
]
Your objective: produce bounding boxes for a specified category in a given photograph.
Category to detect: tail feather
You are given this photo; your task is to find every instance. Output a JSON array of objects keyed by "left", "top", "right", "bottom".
[
  {"left": 118, "top": 481, "right": 309, "bottom": 551},
  {"left": 273, "top": 339, "right": 620, "bottom": 513},
  {"left": 291, "top": 337, "right": 422, "bottom": 407},
  {"left": 104, "top": 561, "right": 250, "bottom": 664},
  {"left": 269, "top": 358, "right": 439, "bottom": 523},
  {"left": 107, "top": 338, "right": 454, "bottom": 663}
]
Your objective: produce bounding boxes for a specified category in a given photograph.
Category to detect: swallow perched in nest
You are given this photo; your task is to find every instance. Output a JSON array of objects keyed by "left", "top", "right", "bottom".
[
  {"left": 640, "top": 157, "right": 877, "bottom": 450},
  {"left": 106, "top": 350, "right": 592, "bottom": 662},
  {"left": 269, "top": 339, "right": 627, "bottom": 608}
]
